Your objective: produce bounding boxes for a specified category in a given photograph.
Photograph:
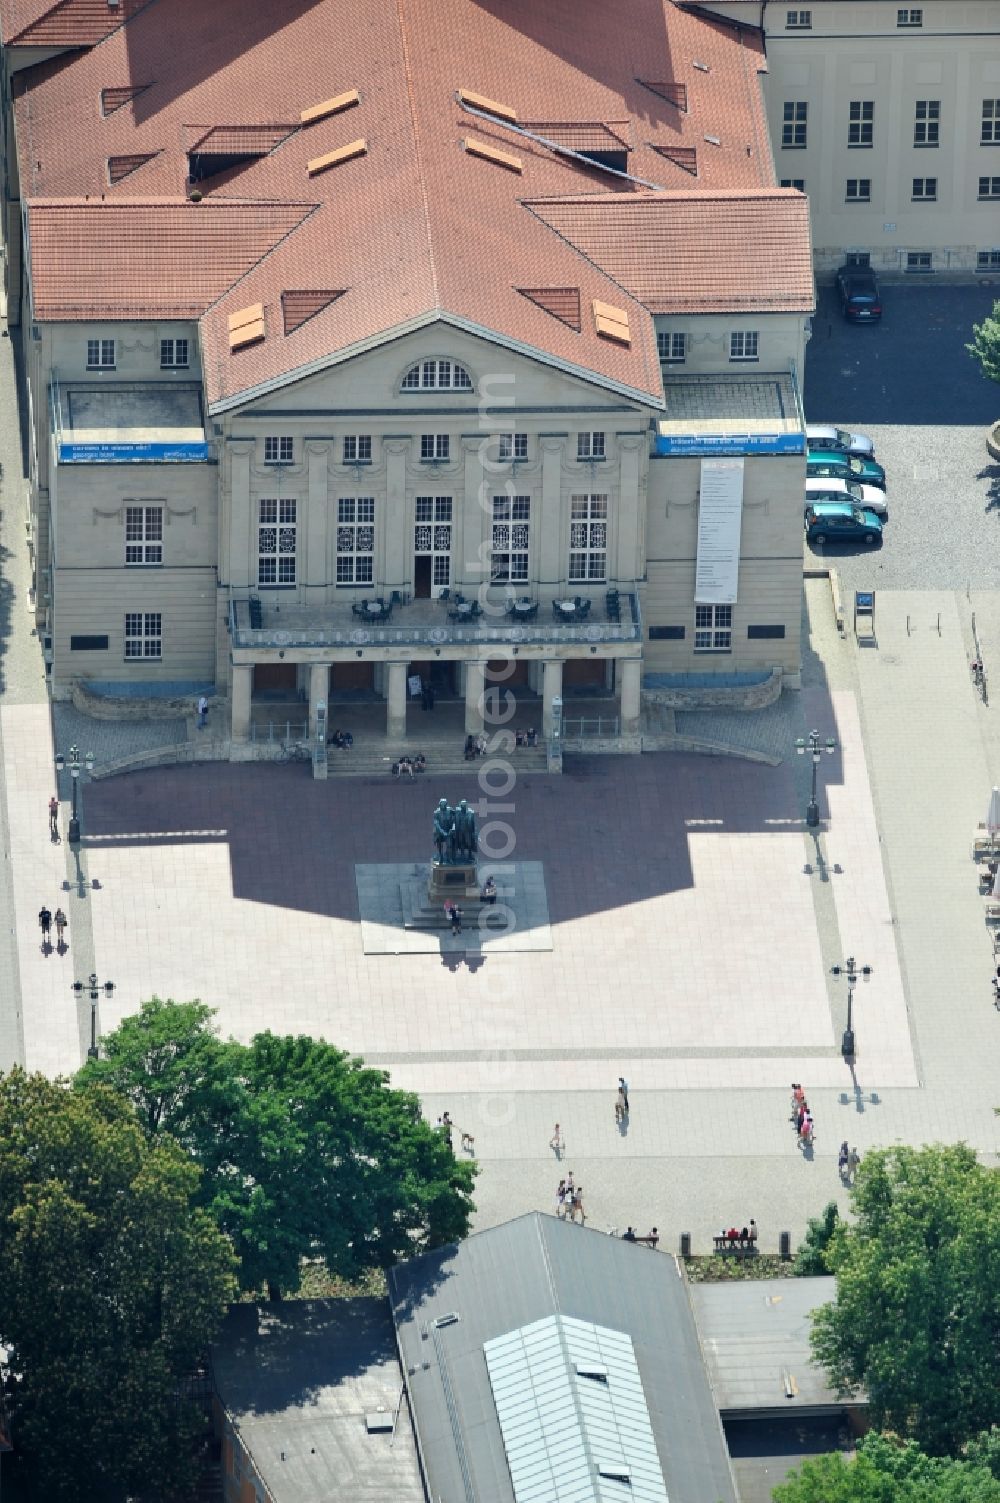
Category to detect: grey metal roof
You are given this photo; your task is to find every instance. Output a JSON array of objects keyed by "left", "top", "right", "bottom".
[
  {"left": 688, "top": 1277, "right": 854, "bottom": 1415},
  {"left": 388, "top": 1212, "right": 738, "bottom": 1503},
  {"left": 211, "top": 1297, "right": 425, "bottom": 1503}
]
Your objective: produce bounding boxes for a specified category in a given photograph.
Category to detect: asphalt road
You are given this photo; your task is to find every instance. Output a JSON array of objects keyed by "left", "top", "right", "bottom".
[{"left": 802, "top": 282, "right": 1000, "bottom": 592}]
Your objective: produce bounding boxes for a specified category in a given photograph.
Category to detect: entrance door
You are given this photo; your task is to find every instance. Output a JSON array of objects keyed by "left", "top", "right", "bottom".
[{"left": 414, "top": 495, "right": 452, "bottom": 597}]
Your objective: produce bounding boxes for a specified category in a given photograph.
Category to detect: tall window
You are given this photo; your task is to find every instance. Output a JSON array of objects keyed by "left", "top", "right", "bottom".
[
  {"left": 897, "top": 7, "right": 922, "bottom": 23},
  {"left": 569, "top": 494, "right": 608, "bottom": 582},
  {"left": 420, "top": 434, "right": 450, "bottom": 460},
  {"left": 124, "top": 612, "right": 161, "bottom": 660},
  {"left": 258, "top": 498, "right": 297, "bottom": 584},
  {"left": 782, "top": 101, "right": 807, "bottom": 148},
  {"left": 491, "top": 495, "right": 530, "bottom": 581},
  {"left": 982, "top": 100, "right": 1000, "bottom": 144},
  {"left": 729, "top": 331, "right": 759, "bottom": 362},
  {"left": 336, "top": 498, "right": 375, "bottom": 584},
  {"left": 979, "top": 176, "right": 1000, "bottom": 199},
  {"left": 124, "top": 505, "right": 163, "bottom": 565},
  {"left": 846, "top": 178, "right": 871, "bottom": 202},
  {"left": 414, "top": 497, "right": 452, "bottom": 589},
  {"left": 657, "top": 331, "right": 686, "bottom": 364},
  {"left": 263, "top": 436, "right": 293, "bottom": 464},
  {"left": 911, "top": 177, "right": 937, "bottom": 200},
  {"left": 343, "top": 435, "right": 372, "bottom": 462},
  {"left": 694, "top": 604, "right": 732, "bottom": 652},
  {"left": 785, "top": 9, "right": 811, "bottom": 26},
  {"left": 577, "top": 431, "right": 606, "bottom": 460},
  {"left": 913, "top": 100, "right": 939, "bottom": 147},
  {"left": 848, "top": 101, "right": 874, "bottom": 147},
  {"left": 87, "top": 338, "right": 115, "bottom": 369},
  {"left": 498, "top": 432, "right": 528, "bottom": 460},
  {"left": 401, "top": 359, "right": 473, "bottom": 390},
  {"left": 160, "top": 338, "right": 189, "bottom": 368}
]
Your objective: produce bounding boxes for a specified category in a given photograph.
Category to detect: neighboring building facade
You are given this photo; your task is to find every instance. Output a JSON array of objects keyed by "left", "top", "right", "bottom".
[
  {"left": 6, "top": 0, "right": 814, "bottom": 747},
  {"left": 697, "top": 0, "right": 1000, "bottom": 276}
]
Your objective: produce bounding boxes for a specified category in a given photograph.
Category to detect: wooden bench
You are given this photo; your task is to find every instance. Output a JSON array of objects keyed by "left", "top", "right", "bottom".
[
  {"left": 713, "top": 1235, "right": 758, "bottom": 1258},
  {"left": 620, "top": 1233, "right": 659, "bottom": 1249}
]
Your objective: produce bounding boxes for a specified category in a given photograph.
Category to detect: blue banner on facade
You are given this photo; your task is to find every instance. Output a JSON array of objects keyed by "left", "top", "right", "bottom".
[
  {"left": 655, "top": 432, "right": 805, "bottom": 457},
  {"left": 59, "top": 441, "right": 209, "bottom": 463}
]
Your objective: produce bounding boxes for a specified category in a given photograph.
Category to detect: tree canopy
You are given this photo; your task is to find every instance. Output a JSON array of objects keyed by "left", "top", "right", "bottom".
[
  {"left": 0, "top": 1068, "right": 237, "bottom": 1502},
  {"left": 967, "top": 299, "right": 1000, "bottom": 386},
  {"left": 77, "top": 997, "right": 477, "bottom": 1297},
  {"left": 773, "top": 1432, "right": 1000, "bottom": 1503},
  {"left": 810, "top": 1144, "right": 1000, "bottom": 1455}
]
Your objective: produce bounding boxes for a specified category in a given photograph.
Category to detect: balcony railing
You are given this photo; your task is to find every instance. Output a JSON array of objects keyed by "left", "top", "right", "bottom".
[{"left": 229, "top": 590, "right": 641, "bottom": 651}]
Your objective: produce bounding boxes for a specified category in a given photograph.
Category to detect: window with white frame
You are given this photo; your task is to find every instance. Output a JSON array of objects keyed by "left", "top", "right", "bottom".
[
  {"left": 913, "top": 100, "right": 939, "bottom": 147},
  {"left": 657, "top": 331, "right": 686, "bottom": 364},
  {"left": 124, "top": 611, "right": 161, "bottom": 659},
  {"left": 911, "top": 177, "right": 937, "bottom": 200},
  {"left": 87, "top": 338, "right": 115, "bottom": 369},
  {"left": 414, "top": 496, "right": 452, "bottom": 588},
  {"left": 781, "top": 101, "right": 807, "bottom": 148},
  {"left": 490, "top": 495, "right": 530, "bottom": 581},
  {"left": 498, "top": 432, "right": 528, "bottom": 460},
  {"left": 979, "top": 176, "right": 1000, "bottom": 199},
  {"left": 420, "top": 434, "right": 450, "bottom": 460},
  {"left": 982, "top": 100, "right": 1000, "bottom": 143},
  {"left": 729, "top": 330, "right": 759, "bottom": 362},
  {"left": 577, "top": 431, "right": 606, "bottom": 461},
  {"left": 569, "top": 494, "right": 608, "bottom": 581},
  {"left": 846, "top": 178, "right": 871, "bottom": 202},
  {"left": 848, "top": 100, "right": 874, "bottom": 147},
  {"left": 785, "top": 9, "right": 811, "bottom": 26},
  {"left": 258, "top": 497, "right": 297, "bottom": 584},
  {"left": 159, "top": 337, "right": 189, "bottom": 368},
  {"left": 977, "top": 250, "right": 1000, "bottom": 270},
  {"left": 401, "top": 359, "right": 473, "bottom": 390},
  {"left": 694, "top": 603, "right": 732, "bottom": 652},
  {"left": 343, "top": 435, "right": 372, "bottom": 463},
  {"left": 897, "top": 7, "right": 922, "bottom": 23},
  {"left": 124, "top": 505, "right": 163, "bottom": 565},
  {"left": 845, "top": 251, "right": 871, "bottom": 266},
  {"left": 906, "top": 251, "right": 933, "bottom": 271},
  {"left": 780, "top": 178, "right": 806, "bottom": 190},
  {"left": 263, "top": 436, "right": 293, "bottom": 465},
  {"left": 336, "top": 497, "right": 375, "bottom": 584}
]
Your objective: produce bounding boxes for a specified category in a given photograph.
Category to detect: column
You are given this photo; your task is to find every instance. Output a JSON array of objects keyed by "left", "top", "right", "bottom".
[
  {"left": 465, "top": 659, "right": 486, "bottom": 734},
  {"left": 620, "top": 657, "right": 641, "bottom": 735},
  {"left": 538, "top": 438, "right": 565, "bottom": 588},
  {"left": 386, "top": 661, "right": 408, "bottom": 740},
  {"left": 616, "top": 434, "right": 645, "bottom": 586},
  {"left": 383, "top": 440, "right": 409, "bottom": 593},
  {"left": 228, "top": 444, "right": 253, "bottom": 588},
  {"left": 542, "top": 658, "right": 563, "bottom": 738},
  {"left": 305, "top": 442, "right": 331, "bottom": 591},
  {"left": 231, "top": 664, "right": 252, "bottom": 741},
  {"left": 308, "top": 662, "right": 329, "bottom": 739}
]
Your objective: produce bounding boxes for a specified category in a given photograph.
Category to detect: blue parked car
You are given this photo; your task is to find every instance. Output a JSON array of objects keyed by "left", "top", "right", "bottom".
[{"left": 805, "top": 501, "right": 883, "bottom": 546}]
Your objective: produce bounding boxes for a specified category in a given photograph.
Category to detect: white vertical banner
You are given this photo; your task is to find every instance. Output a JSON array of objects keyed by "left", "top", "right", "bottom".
[{"left": 695, "top": 457, "right": 745, "bottom": 605}]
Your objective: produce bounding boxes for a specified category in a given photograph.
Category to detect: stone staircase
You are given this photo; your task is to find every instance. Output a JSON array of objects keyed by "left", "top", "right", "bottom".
[{"left": 324, "top": 737, "right": 549, "bottom": 778}]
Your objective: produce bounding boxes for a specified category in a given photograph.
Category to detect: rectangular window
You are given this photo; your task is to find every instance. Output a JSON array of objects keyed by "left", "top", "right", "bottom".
[
  {"left": 977, "top": 250, "right": 1000, "bottom": 270},
  {"left": 258, "top": 497, "right": 297, "bottom": 584},
  {"left": 263, "top": 436, "right": 293, "bottom": 464},
  {"left": 124, "top": 505, "right": 163, "bottom": 565},
  {"left": 491, "top": 495, "right": 530, "bottom": 581},
  {"left": 782, "top": 101, "right": 807, "bottom": 148},
  {"left": 913, "top": 100, "right": 939, "bottom": 147},
  {"left": 911, "top": 177, "right": 937, "bottom": 200},
  {"left": 785, "top": 9, "right": 811, "bottom": 26},
  {"left": 729, "top": 330, "right": 759, "bottom": 362},
  {"left": 848, "top": 101, "right": 874, "bottom": 147},
  {"left": 498, "top": 432, "right": 528, "bottom": 460},
  {"left": 780, "top": 178, "right": 806, "bottom": 190},
  {"left": 414, "top": 496, "right": 452, "bottom": 588},
  {"left": 897, "top": 7, "right": 922, "bottom": 23},
  {"left": 694, "top": 603, "right": 732, "bottom": 652},
  {"left": 569, "top": 494, "right": 608, "bottom": 582},
  {"left": 86, "top": 338, "right": 115, "bottom": 369},
  {"left": 577, "top": 432, "right": 606, "bottom": 460},
  {"left": 747, "top": 624, "right": 786, "bottom": 640},
  {"left": 159, "top": 337, "right": 189, "bottom": 368},
  {"left": 336, "top": 497, "right": 375, "bottom": 584},
  {"left": 124, "top": 611, "right": 161, "bottom": 660},
  {"left": 420, "top": 434, "right": 450, "bottom": 460},
  {"left": 343, "top": 435, "right": 372, "bottom": 463},
  {"left": 979, "top": 176, "right": 1000, "bottom": 198},
  {"left": 70, "top": 634, "right": 110, "bottom": 651},
  {"left": 845, "top": 251, "right": 871, "bottom": 267},
  {"left": 984, "top": 101, "right": 1000, "bottom": 144},
  {"left": 906, "top": 251, "right": 933, "bottom": 271},
  {"left": 657, "top": 331, "right": 686, "bottom": 364},
  {"left": 846, "top": 178, "right": 871, "bottom": 202}
]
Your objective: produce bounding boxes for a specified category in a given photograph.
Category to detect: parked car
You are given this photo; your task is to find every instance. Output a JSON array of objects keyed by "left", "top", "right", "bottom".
[
  {"left": 806, "top": 448, "right": 887, "bottom": 490},
  {"left": 806, "top": 476, "right": 887, "bottom": 519},
  {"left": 835, "top": 264, "right": 882, "bottom": 322},
  {"left": 806, "top": 423, "right": 876, "bottom": 459},
  {"left": 805, "top": 501, "right": 883, "bottom": 546}
]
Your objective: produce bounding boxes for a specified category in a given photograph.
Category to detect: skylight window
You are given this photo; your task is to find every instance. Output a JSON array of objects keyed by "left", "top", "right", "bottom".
[
  {"left": 307, "top": 138, "right": 367, "bottom": 176},
  {"left": 463, "top": 137, "right": 523, "bottom": 173}
]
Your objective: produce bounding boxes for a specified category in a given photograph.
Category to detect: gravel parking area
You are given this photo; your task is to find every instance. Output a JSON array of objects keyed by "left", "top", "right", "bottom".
[{"left": 803, "top": 283, "right": 1000, "bottom": 592}]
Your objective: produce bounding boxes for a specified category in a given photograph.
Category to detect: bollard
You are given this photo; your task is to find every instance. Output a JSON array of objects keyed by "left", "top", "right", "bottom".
[
  {"left": 679, "top": 1232, "right": 691, "bottom": 1259},
  {"left": 779, "top": 1230, "right": 791, "bottom": 1261}
]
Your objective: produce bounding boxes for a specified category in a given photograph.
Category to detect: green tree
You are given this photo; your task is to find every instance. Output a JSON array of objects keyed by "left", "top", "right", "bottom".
[
  {"left": 0, "top": 1069, "right": 237, "bottom": 1502},
  {"left": 810, "top": 1144, "right": 1000, "bottom": 1455},
  {"left": 79, "top": 1000, "right": 477, "bottom": 1298},
  {"left": 794, "top": 1198, "right": 840, "bottom": 1275},
  {"left": 967, "top": 299, "right": 1000, "bottom": 386},
  {"left": 774, "top": 1433, "right": 1000, "bottom": 1502}
]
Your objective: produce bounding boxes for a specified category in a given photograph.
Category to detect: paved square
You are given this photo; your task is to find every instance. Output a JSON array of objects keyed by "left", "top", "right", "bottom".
[{"left": 356, "top": 861, "right": 553, "bottom": 954}]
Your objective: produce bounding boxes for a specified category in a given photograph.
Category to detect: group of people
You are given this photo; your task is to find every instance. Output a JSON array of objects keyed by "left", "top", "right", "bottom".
[
  {"left": 443, "top": 878, "right": 497, "bottom": 934},
  {"left": 790, "top": 1083, "right": 815, "bottom": 1147},
  {"left": 391, "top": 753, "right": 426, "bottom": 777},
  {"left": 38, "top": 905, "right": 67, "bottom": 952},
  {"left": 437, "top": 1111, "right": 475, "bottom": 1155},
  {"left": 555, "top": 1172, "right": 586, "bottom": 1223},
  {"left": 838, "top": 1141, "right": 861, "bottom": 1182},
  {"left": 514, "top": 727, "right": 538, "bottom": 748},
  {"left": 621, "top": 1226, "right": 658, "bottom": 1246},
  {"left": 328, "top": 729, "right": 353, "bottom": 749},
  {"left": 720, "top": 1221, "right": 758, "bottom": 1246},
  {"left": 463, "top": 733, "right": 488, "bottom": 760}
]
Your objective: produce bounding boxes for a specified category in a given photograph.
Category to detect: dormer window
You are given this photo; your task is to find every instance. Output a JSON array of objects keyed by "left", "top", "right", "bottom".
[{"left": 402, "top": 360, "right": 473, "bottom": 391}]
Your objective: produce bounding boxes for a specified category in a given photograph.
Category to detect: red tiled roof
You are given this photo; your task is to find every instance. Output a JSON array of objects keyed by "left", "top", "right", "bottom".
[
  {"left": 188, "top": 125, "right": 296, "bottom": 157},
  {"left": 520, "top": 121, "right": 634, "bottom": 154},
  {"left": 3, "top": 0, "right": 143, "bottom": 46},
  {"left": 281, "top": 289, "right": 346, "bottom": 335},
  {"left": 101, "top": 83, "right": 151, "bottom": 116},
  {"left": 107, "top": 151, "right": 158, "bottom": 184},
  {"left": 516, "top": 288, "right": 583, "bottom": 333},
  {"left": 527, "top": 191, "right": 815, "bottom": 315},
  {"left": 14, "top": 0, "right": 795, "bottom": 409}
]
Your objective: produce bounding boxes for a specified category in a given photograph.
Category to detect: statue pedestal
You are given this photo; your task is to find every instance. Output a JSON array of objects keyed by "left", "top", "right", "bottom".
[{"left": 427, "top": 860, "right": 479, "bottom": 906}]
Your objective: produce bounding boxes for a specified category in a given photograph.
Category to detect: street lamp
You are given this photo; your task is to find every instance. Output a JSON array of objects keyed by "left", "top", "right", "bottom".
[
  {"left": 54, "top": 744, "right": 94, "bottom": 844},
  {"left": 72, "top": 973, "right": 115, "bottom": 1059},
  {"left": 831, "top": 955, "right": 872, "bottom": 1060},
  {"left": 795, "top": 728, "right": 837, "bottom": 828}
]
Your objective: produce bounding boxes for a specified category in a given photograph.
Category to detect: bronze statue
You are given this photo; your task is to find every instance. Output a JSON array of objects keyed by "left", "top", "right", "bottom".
[
  {"left": 432, "top": 796, "right": 478, "bottom": 864},
  {"left": 433, "top": 799, "right": 455, "bottom": 863},
  {"left": 454, "top": 799, "right": 478, "bottom": 860}
]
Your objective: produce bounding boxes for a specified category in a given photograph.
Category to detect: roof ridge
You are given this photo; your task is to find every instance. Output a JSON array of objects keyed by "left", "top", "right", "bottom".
[{"left": 197, "top": 200, "right": 321, "bottom": 323}]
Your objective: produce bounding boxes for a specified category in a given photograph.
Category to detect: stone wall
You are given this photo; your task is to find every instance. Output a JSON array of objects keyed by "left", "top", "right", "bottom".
[
  {"left": 73, "top": 680, "right": 225, "bottom": 722},
  {"left": 641, "top": 667, "right": 782, "bottom": 712}
]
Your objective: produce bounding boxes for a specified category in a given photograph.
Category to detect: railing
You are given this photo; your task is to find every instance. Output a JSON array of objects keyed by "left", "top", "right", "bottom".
[
  {"left": 563, "top": 715, "right": 621, "bottom": 738},
  {"left": 250, "top": 720, "right": 308, "bottom": 743}
]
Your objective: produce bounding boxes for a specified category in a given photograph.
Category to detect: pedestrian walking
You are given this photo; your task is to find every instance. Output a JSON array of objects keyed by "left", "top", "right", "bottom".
[
  {"left": 838, "top": 1140, "right": 849, "bottom": 1179},
  {"left": 450, "top": 904, "right": 463, "bottom": 935},
  {"left": 571, "top": 1187, "right": 586, "bottom": 1225},
  {"left": 38, "top": 906, "right": 52, "bottom": 948},
  {"left": 53, "top": 908, "right": 67, "bottom": 951},
  {"left": 614, "top": 1088, "right": 627, "bottom": 1124},
  {"left": 555, "top": 1179, "right": 567, "bottom": 1218},
  {"left": 549, "top": 1123, "right": 563, "bottom": 1157},
  {"left": 460, "top": 1128, "right": 475, "bottom": 1154},
  {"left": 847, "top": 1146, "right": 861, "bottom": 1180},
  {"left": 48, "top": 795, "right": 59, "bottom": 839},
  {"left": 618, "top": 1076, "right": 629, "bottom": 1112},
  {"left": 196, "top": 694, "right": 209, "bottom": 729}
]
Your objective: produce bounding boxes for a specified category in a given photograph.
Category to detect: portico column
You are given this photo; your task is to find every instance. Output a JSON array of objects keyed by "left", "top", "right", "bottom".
[
  {"left": 387, "top": 661, "right": 408, "bottom": 740},
  {"left": 542, "top": 658, "right": 563, "bottom": 738},
  {"left": 308, "top": 662, "right": 329, "bottom": 739},
  {"left": 465, "top": 659, "right": 486, "bottom": 734},
  {"left": 231, "top": 664, "right": 252, "bottom": 741},
  {"left": 620, "top": 657, "right": 641, "bottom": 735}
]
